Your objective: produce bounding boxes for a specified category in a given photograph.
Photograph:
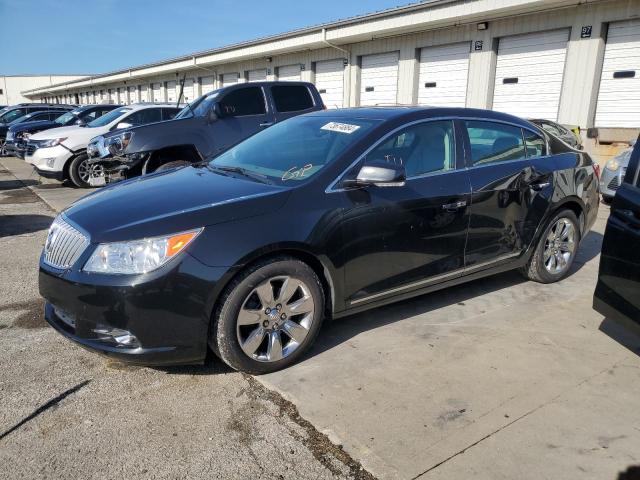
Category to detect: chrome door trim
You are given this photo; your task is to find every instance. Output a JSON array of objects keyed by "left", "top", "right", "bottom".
[{"left": 348, "top": 251, "right": 520, "bottom": 306}]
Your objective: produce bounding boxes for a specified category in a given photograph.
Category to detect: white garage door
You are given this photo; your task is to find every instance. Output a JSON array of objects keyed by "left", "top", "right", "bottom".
[
  {"left": 152, "top": 83, "right": 162, "bottom": 102},
  {"left": 128, "top": 86, "right": 138, "bottom": 104},
  {"left": 248, "top": 69, "right": 267, "bottom": 82},
  {"left": 418, "top": 42, "right": 470, "bottom": 108},
  {"left": 181, "top": 78, "right": 194, "bottom": 102},
  {"left": 166, "top": 81, "right": 177, "bottom": 103},
  {"left": 315, "top": 59, "right": 344, "bottom": 108},
  {"left": 222, "top": 73, "right": 239, "bottom": 87},
  {"left": 201, "top": 76, "right": 215, "bottom": 95},
  {"left": 360, "top": 52, "right": 399, "bottom": 106},
  {"left": 140, "top": 85, "right": 149, "bottom": 102},
  {"left": 493, "top": 29, "right": 569, "bottom": 120},
  {"left": 595, "top": 20, "right": 640, "bottom": 128},
  {"left": 278, "top": 65, "right": 301, "bottom": 81}
]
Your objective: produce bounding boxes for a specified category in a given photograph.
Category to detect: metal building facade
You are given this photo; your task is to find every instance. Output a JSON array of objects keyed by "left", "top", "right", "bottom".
[{"left": 22, "top": 0, "right": 640, "bottom": 162}]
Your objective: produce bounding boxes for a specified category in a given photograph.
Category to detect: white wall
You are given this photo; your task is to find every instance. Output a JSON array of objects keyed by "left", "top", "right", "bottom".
[{"left": 0, "top": 75, "right": 87, "bottom": 105}]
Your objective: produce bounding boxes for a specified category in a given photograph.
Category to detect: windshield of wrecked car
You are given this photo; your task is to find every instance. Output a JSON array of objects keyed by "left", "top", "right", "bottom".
[
  {"left": 176, "top": 91, "right": 220, "bottom": 119},
  {"left": 210, "top": 116, "right": 380, "bottom": 185},
  {"left": 86, "top": 107, "right": 132, "bottom": 128}
]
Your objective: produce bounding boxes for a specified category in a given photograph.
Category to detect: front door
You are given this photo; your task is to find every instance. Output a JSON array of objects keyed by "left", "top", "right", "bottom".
[
  {"left": 594, "top": 139, "right": 640, "bottom": 332},
  {"left": 463, "top": 119, "right": 534, "bottom": 269},
  {"left": 208, "top": 86, "right": 274, "bottom": 156},
  {"left": 341, "top": 119, "right": 471, "bottom": 306}
]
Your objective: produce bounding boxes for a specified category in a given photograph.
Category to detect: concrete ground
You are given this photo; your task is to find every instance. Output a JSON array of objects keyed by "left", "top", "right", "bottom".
[{"left": 1, "top": 156, "right": 639, "bottom": 480}]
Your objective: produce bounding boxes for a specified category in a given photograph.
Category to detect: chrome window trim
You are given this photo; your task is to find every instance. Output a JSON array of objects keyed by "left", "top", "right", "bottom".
[
  {"left": 349, "top": 251, "right": 520, "bottom": 306},
  {"left": 325, "top": 115, "right": 547, "bottom": 193}
]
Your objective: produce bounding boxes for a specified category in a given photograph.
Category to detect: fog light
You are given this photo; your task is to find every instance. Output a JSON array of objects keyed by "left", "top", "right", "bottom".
[
  {"left": 93, "top": 327, "right": 140, "bottom": 347},
  {"left": 45, "top": 158, "right": 56, "bottom": 168}
]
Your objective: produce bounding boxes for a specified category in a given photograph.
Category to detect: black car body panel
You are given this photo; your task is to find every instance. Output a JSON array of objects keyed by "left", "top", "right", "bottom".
[
  {"left": 40, "top": 107, "right": 599, "bottom": 365},
  {"left": 87, "top": 82, "right": 325, "bottom": 181},
  {"left": 594, "top": 137, "right": 640, "bottom": 335}
]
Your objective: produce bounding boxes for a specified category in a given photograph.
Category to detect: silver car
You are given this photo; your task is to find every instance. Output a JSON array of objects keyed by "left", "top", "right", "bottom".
[{"left": 600, "top": 146, "right": 634, "bottom": 203}]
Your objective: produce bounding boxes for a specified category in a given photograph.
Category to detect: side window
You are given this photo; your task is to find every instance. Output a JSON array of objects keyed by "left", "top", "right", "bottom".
[
  {"left": 219, "top": 87, "right": 266, "bottom": 116},
  {"left": 271, "top": 85, "right": 314, "bottom": 113},
  {"left": 465, "top": 121, "right": 526, "bottom": 166},
  {"left": 162, "top": 108, "right": 179, "bottom": 120},
  {"left": 367, "top": 121, "right": 456, "bottom": 178},
  {"left": 81, "top": 110, "right": 99, "bottom": 122},
  {"left": 124, "top": 108, "right": 162, "bottom": 126},
  {"left": 524, "top": 130, "right": 547, "bottom": 157}
]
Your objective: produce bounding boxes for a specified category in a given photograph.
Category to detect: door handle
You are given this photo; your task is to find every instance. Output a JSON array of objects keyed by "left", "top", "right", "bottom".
[
  {"left": 442, "top": 200, "right": 467, "bottom": 211},
  {"left": 259, "top": 122, "right": 274, "bottom": 128}
]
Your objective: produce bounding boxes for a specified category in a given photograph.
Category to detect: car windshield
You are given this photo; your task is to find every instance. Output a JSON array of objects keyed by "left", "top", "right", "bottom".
[
  {"left": 210, "top": 116, "right": 380, "bottom": 185},
  {"left": 55, "top": 110, "right": 78, "bottom": 125},
  {"left": 1, "top": 109, "right": 27, "bottom": 124},
  {"left": 86, "top": 107, "right": 131, "bottom": 128},
  {"left": 9, "top": 114, "right": 33, "bottom": 125},
  {"left": 175, "top": 91, "right": 221, "bottom": 119}
]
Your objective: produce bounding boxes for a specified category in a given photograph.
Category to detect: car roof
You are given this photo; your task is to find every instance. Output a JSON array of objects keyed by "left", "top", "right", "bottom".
[{"left": 304, "top": 106, "right": 539, "bottom": 129}]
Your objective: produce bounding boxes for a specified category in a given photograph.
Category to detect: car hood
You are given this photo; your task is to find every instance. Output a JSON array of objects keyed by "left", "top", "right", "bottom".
[
  {"left": 30, "top": 125, "right": 85, "bottom": 140},
  {"left": 9, "top": 120, "right": 57, "bottom": 133},
  {"left": 63, "top": 164, "right": 290, "bottom": 243}
]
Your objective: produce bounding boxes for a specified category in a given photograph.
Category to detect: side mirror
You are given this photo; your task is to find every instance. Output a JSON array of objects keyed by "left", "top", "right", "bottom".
[
  {"left": 115, "top": 122, "right": 132, "bottom": 130},
  {"left": 207, "top": 103, "right": 223, "bottom": 123},
  {"left": 343, "top": 159, "right": 406, "bottom": 188}
]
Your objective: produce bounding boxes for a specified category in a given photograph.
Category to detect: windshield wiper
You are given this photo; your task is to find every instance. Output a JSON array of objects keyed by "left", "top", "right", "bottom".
[{"left": 210, "top": 165, "right": 273, "bottom": 184}]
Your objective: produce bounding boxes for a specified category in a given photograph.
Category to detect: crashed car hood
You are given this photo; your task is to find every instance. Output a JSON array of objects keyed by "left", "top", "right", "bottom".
[{"left": 63, "top": 165, "right": 290, "bottom": 243}]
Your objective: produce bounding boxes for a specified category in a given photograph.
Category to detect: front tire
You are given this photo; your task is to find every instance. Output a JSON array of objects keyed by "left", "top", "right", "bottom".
[
  {"left": 68, "top": 153, "right": 92, "bottom": 188},
  {"left": 211, "top": 257, "right": 325, "bottom": 374},
  {"left": 521, "top": 209, "right": 580, "bottom": 283}
]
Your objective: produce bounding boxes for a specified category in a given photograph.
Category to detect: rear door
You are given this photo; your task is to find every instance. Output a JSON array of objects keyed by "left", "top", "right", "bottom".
[
  {"left": 594, "top": 138, "right": 640, "bottom": 332},
  {"left": 269, "top": 85, "right": 317, "bottom": 122}
]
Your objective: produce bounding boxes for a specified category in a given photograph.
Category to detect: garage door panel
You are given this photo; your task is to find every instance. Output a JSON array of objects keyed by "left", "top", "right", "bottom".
[
  {"left": 418, "top": 42, "right": 470, "bottom": 108},
  {"left": 222, "top": 73, "right": 239, "bottom": 87},
  {"left": 248, "top": 69, "right": 267, "bottom": 82},
  {"left": 278, "top": 65, "right": 301, "bottom": 81},
  {"left": 595, "top": 19, "right": 640, "bottom": 128},
  {"left": 360, "top": 52, "right": 399, "bottom": 106},
  {"left": 493, "top": 29, "right": 569, "bottom": 120},
  {"left": 315, "top": 59, "right": 344, "bottom": 108},
  {"left": 201, "top": 76, "right": 215, "bottom": 94}
]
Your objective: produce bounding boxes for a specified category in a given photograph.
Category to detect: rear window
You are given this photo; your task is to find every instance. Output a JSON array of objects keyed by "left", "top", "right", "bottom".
[
  {"left": 524, "top": 130, "right": 547, "bottom": 157},
  {"left": 219, "top": 87, "right": 266, "bottom": 116},
  {"left": 271, "top": 85, "right": 314, "bottom": 112}
]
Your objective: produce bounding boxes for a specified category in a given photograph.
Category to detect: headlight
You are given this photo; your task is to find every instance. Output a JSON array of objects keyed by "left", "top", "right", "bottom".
[
  {"left": 83, "top": 228, "right": 202, "bottom": 274},
  {"left": 6, "top": 131, "right": 13, "bottom": 141},
  {"left": 105, "top": 131, "right": 134, "bottom": 156},
  {"left": 605, "top": 159, "right": 620, "bottom": 172},
  {"left": 41, "top": 137, "right": 68, "bottom": 148},
  {"left": 21, "top": 132, "right": 31, "bottom": 140}
]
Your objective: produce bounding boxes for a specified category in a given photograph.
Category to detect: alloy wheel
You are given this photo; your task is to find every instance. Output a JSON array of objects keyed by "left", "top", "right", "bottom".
[
  {"left": 236, "top": 275, "right": 315, "bottom": 363},
  {"left": 543, "top": 218, "right": 577, "bottom": 274},
  {"left": 77, "top": 158, "right": 90, "bottom": 182}
]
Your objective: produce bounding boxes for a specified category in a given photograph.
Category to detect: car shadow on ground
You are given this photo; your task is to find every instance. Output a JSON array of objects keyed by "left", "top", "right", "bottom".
[
  {"left": 599, "top": 318, "right": 640, "bottom": 357},
  {"left": 0, "top": 214, "right": 54, "bottom": 238},
  {"left": 0, "top": 179, "right": 40, "bottom": 190},
  {"left": 304, "top": 230, "right": 604, "bottom": 362}
]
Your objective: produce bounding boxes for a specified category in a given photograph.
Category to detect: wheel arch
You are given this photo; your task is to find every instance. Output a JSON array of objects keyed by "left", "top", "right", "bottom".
[
  {"left": 208, "top": 244, "right": 338, "bottom": 328},
  {"left": 144, "top": 144, "right": 203, "bottom": 173}
]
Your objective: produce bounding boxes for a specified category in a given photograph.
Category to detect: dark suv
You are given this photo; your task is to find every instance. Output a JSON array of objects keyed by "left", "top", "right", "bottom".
[
  {"left": 5, "top": 105, "right": 120, "bottom": 158},
  {"left": 87, "top": 82, "right": 325, "bottom": 185}
]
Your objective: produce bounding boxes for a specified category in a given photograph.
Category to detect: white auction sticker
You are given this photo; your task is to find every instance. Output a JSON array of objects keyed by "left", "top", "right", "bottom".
[{"left": 321, "top": 122, "right": 361, "bottom": 134}]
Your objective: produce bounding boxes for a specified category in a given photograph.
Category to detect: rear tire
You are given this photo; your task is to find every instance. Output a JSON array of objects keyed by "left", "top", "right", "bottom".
[
  {"left": 211, "top": 256, "right": 325, "bottom": 374},
  {"left": 520, "top": 209, "right": 580, "bottom": 284},
  {"left": 155, "top": 160, "right": 189, "bottom": 172},
  {"left": 68, "top": 154, "right": 91, "bottom": 188}
]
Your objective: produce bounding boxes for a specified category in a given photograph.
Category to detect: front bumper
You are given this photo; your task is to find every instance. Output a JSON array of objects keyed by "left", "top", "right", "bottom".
[
  {"left": 34, "top": 167, "right": 65, "bottom": 181},
  {"left": 600, "top": 166, "right": 627, "bottom": 199},
  {"left": 39, "top": 252, "right": 229, "bottom": 366},
  {"left": 25, "top": 144, "right": 73, "bottom": 172}
]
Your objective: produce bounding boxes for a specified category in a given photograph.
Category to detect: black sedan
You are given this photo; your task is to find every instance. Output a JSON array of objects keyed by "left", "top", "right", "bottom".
[{"left": 39, "top": 107, "right": 600, "bottom": 373}]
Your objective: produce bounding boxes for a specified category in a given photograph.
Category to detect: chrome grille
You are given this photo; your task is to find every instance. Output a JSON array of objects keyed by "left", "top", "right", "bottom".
[
  {"left": 43, "top": 217, "right": 89, "bottom": 269},
  {"left": 25, "top": 141, "right": 37, "bottom": 156}
]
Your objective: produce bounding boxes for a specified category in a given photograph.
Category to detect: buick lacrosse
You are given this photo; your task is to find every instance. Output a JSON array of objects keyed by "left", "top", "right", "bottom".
[{"left": 40, "top": 107, "right": 599, "bottom": 373}]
